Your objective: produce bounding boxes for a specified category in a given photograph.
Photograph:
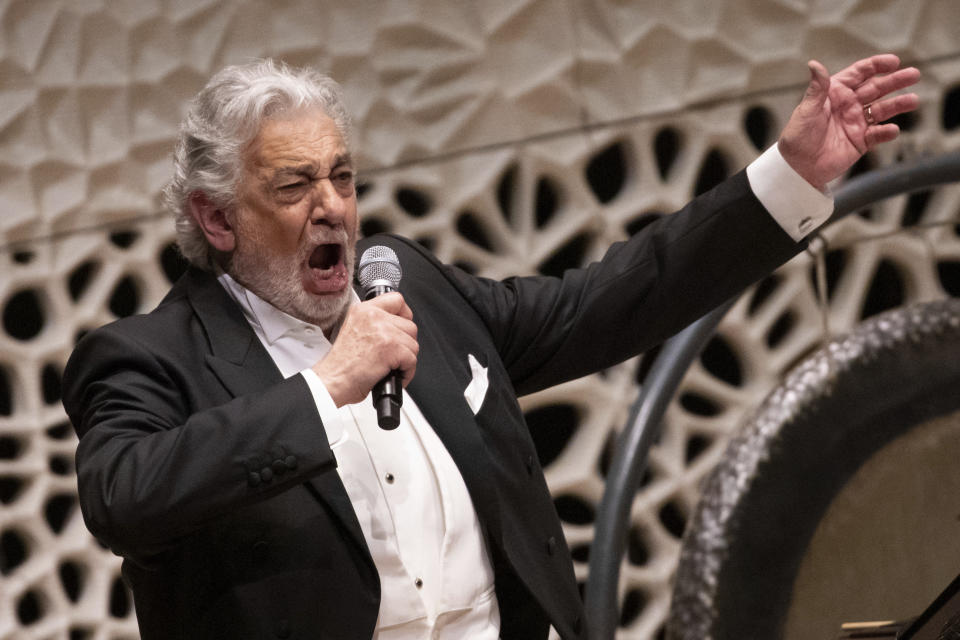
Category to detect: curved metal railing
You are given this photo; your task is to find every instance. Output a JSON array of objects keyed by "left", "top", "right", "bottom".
[{"left": 583, "top": 149, "right": 960, "bottom": 639}]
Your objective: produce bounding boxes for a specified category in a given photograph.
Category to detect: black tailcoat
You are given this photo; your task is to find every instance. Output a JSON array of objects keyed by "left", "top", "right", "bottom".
[{"left": 63, "top": 171, "right": 802, "bottom": 639}]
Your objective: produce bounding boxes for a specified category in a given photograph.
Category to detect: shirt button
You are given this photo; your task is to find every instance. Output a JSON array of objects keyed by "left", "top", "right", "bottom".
[
  {"left": 414, "top": 577, "right": 423, "bottom": 588},
  {"left": 385, "top": 473, "right": 395, "bottom": 484},
  {"left": 798, "top": 216, "right": 813, "bottom": 233}
]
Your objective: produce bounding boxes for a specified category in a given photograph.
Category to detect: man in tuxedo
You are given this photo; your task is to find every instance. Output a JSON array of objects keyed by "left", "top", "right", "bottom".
[{"left": 63, "top": 55, "right": 918, "bottom": 639}]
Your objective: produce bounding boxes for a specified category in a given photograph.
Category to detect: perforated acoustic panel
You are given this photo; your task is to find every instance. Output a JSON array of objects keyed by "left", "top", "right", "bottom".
[{"left": 2, "top": 1, "right": 960, "bottom": 639}]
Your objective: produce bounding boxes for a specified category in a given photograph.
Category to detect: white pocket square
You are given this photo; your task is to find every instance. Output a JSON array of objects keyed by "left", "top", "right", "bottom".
[{"left": 463, "top": 354, "right": 489, "bottom": 415}]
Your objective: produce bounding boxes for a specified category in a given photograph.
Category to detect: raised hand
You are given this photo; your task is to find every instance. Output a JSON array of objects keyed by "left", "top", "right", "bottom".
[
  {"left": 312, "top": 292, "right": 418, "bottom": 407},
  {"left": 778, "top": 54, "right": 920, "bottom": 191}
]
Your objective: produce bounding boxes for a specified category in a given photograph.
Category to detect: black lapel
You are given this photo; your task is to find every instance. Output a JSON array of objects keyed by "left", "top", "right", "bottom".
[
  {"left": 182, "top": 268, "right": 370, "bottom": 555},
  {"left": 357, "top": 234, "right": 504, "bottom": 548},
  {"left": 405, "top": 302, "right": 504, "bottom": 549}
]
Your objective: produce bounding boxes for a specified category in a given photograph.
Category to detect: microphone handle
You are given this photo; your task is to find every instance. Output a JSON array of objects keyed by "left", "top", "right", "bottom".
[{"left": 364, "top": 284, "right": 403, "bottom": 430}]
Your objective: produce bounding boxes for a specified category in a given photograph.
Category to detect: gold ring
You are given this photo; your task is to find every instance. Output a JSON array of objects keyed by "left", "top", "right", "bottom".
[{"left": 864, "top": 104, "right": 876, "bottom": 126}]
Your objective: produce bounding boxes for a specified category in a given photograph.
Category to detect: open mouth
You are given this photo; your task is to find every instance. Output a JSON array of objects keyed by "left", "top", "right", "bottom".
[{"left": 308, "top": 243, "right": 343, "bottom": 270}]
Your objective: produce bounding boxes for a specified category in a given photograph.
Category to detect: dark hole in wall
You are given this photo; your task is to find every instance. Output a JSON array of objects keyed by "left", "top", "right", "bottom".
[
  {"left": 700, "top": 334, "right": 743, "bottom": 387},
  {"left": 679, "top": 392, "right": 721, "bottom": 417},
  {"left": 570, "top": 544, "right": 590, "bottom": 562},
  {"left": 17, "top": 589, "right": 42, "bottom": 625},
  {"left": 659, "top": 500, "right": 687, "bottom": 539},
  {"left": 685, "top": 434, "right": 713, "bottom": 464},
  {"left": 538, "top": 232, "right": 593, "bottom": 278},
  {"left": 744, "top": 106, "right": 774, "bottom": 151},
  {"left": 943, "top": 84, "right": 960, "bottom": 131},
  {"left": 861, "top": 259, "right": 905, "bottom": 320},
  {"left": 889, "top": 110, "right": 919, "bottom": 132},
  {"left": 109, "top": 230, "right": 139, "bottom": 248},
  {"left": 360, "top": 217, "right": 391, "bottom": 237},
  {"left": 628, "top": 526, "right": 649, "bottom": 565},
  {"left": 619, "top": 588, "right": 648, "bottom": 627},
  {"left": 70, "top": 628, "right": 93, "bottom": 640},
  {"left": 1, "top": 528, "right": 28, "bottom": 574},
  {"left": 808, "top": 248, "right": 848, "bottom": 303},
  {"left": 3, "top": 289, "right": 45, "bottom": 340},
  {"left": 456, "top": 211, "right": 494, "bottom": 251},
  {"left": 497, "top": 164, "right": 519, "bottom": 225},
  {"left": 0, "top": 477, "right": 24, "bottom": 504},
  {"left": 68, "top": 261, "right": 99, "bottom": 301},
  {"left": 395, "top": 187, "right": 431, "bottom": 218},
  {"left": 59, "top": 561, "right": 84, "bottom": 602},
  {"left": 41, "top": 363, "right": 61, "bottom": 405},
  {"left": 0, "top": 435, "right": 22, "bottom": 460},
  {"left": 901, "top": 189, "right": 932, "bottom": 227},
  {"left": 535, "top": 177, "right": 561, "bottom": 228},
  {"left": 585, "top": 141, "right": 627, "bottom": 204},
  {"left": 0, "top": 366, "right": 11, "bottom": 416},
  {"left": 553, "top": 494, "right": 595, "bottom": 525},
  {"left": 49, "top": 455, "right": 73, "bottom": 476},
  {"left": 355, "top": 181, "right": 372, "bottom": 200},
  {"left": 765, "top": 311, "right": 796, "bottom": 348},
  {"left": 45, "top": 493, "right": 76, "bottom": 534},
  {"left": 625, "top": 212, "right": 663, "bottom": 237},
  {"left": 414, "top": 236, "right": 435, "bottom": 252},
  {"left": 747, "top": 274, "right": 782, "bottom": 315},
  {"left": 46, "top": 421, "right": 72, "bottom": 440},
  {"left": 938, "top": 261, "right": 960, "bottom": 296},
  {"left": 108, "top": 276, "right": 140, "bottom": 318},
  {"left": 654, "top": 127, "right": 681, "bottom": 180},
  {"left": 693, "top": 149, "right": 730, "bottom": 196}
]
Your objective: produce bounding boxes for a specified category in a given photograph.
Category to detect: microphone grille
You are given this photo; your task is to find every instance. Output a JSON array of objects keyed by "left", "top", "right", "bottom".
[{"left": 358, "top": 245, "right": 402, "bottom": 289}]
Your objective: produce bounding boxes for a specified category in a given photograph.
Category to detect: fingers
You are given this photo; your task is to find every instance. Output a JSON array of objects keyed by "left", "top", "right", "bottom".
[
  {"left": 864, "top": 92, "right": 920, "bottom": 124},
  {"left": 865, "top": 123, "right": 901, "bottom": 149},
  {"left": 312, "top": 295, "right": 419, "bottom": 406},
  {"left": 366, "top": 291, "right": 413, "bottom": 321},
  {"left": 832, "top": 53, "right": 904, "bottom": 88},
  {"left": 855, "top": 66, "right": 921, "bottom": 105}
]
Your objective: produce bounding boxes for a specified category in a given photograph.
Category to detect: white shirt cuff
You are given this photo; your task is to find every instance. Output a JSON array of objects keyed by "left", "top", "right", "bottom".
[
  {"left": 746, "top": 144, "right": 834, "bottom": 242},
  {"left": 300, "top": 369, "right": 346, "bottom": 449}
]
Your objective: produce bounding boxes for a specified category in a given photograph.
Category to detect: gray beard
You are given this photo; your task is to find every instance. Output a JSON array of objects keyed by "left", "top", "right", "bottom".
[{"left": 228, "top": 241, "right": 355, "bottom": 335}]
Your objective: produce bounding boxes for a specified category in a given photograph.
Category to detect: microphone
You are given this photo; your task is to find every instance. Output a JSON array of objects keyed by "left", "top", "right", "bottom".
[{"left": 357, "top": 245, "right": 403, "bottom": 430}]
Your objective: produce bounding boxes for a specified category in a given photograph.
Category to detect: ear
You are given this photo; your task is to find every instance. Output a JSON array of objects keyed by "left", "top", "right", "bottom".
[{"left": 188, "top": 191, "right": 236, "bottom": 253}]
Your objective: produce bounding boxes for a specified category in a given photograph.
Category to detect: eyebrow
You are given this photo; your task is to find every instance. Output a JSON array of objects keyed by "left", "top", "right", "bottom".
[{"left": 270, "top": 154, "right": 354, "bottom": 181}]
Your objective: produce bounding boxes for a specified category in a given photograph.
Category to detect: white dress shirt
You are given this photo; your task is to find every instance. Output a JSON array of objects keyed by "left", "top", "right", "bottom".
[
  {"left": 216, "top": 143, "right": 830, "bottom": 638},
  {"left": 218, "top": 278, "right": 500, "bottom": 640}
]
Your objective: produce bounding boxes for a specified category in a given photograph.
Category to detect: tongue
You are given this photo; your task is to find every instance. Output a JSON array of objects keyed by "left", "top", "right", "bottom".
[{"left": 309, "top": 244, "right": 341, "bottom": 270}]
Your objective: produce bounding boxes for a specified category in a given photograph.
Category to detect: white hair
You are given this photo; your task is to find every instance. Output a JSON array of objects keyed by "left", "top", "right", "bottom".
[{"left": 163, "top": 59, "right": 354, "bottom": 269}]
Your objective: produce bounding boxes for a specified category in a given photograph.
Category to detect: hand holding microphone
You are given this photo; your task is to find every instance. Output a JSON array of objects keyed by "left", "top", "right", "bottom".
[
  {"left": 357, "top": 246, "right": 406, "bottom": 429},
  {"left": 311, "top": 246, "right": 417, "bottom": 429}
]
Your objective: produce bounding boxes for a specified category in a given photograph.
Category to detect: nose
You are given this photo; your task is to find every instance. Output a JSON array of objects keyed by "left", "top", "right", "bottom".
[{"left": 309, "top": 177, "right": 350, "bottom": 227}]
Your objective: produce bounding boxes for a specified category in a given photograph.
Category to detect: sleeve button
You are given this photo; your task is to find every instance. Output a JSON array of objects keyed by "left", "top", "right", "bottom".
[
  {"left": 284, "top": 455, "right": 298, "bottom": 470},
  {"left": 248, "top": 472, "right": 262, "bottom": 487},
  {"left": 546, "top": 536, "right": 557, "bottom": 556},
  {"left": 260, "top": 467, "right": 274, "bottom": 483},
  {"left": 272, "top": 460, "right": 287, "bottom": 475}
]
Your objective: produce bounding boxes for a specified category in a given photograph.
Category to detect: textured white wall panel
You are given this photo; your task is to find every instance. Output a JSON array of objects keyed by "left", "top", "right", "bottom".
[{"left": 1, "top": 0, "right": 959, "bottom": 638}]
